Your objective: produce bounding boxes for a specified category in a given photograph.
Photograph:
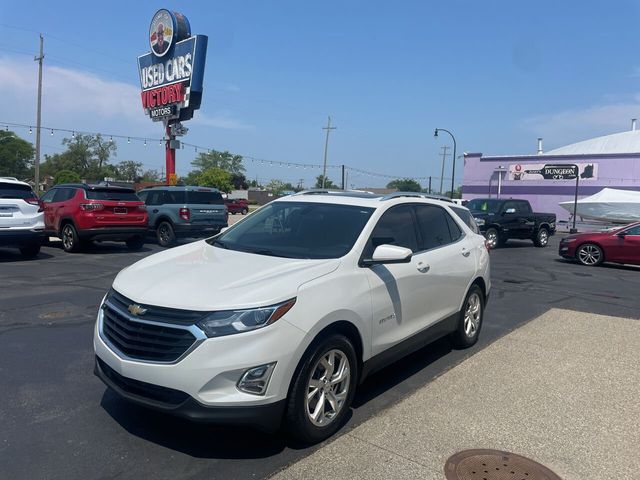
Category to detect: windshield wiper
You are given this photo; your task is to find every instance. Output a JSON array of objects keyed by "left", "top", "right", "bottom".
[{"left": 211, "top": 239, "right": 229, "bottom": 249}]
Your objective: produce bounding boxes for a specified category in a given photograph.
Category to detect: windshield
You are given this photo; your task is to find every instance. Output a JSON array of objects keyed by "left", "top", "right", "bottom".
[
  {"left": 466, "top": 199, "right": 503, "bottom": 214},
  {"left": 208, "top": 201, "right": 374, "bottom": 259},
  {"left": 86, "top": 189, "right": 139, "bottom": 201}
]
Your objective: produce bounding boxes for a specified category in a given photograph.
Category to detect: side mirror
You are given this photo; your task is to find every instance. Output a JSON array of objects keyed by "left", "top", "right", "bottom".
[
  {"left": 220, "top": 227, "right": 229, "bottom": 234},
  {"left": 362, "top": 244, "right": 412, "bottom": 266},
  {"left": 616, "top": 231, "right": 626, "bottom": 238}
]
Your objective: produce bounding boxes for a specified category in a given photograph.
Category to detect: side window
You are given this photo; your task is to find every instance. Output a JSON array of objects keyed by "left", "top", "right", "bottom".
[
  {"left": 503, "top": 201, "right": 518, "bottom": 213},
  {"left": 451, "top": 207, "right": 479, "bottom": 233},
  {"left": 624, "top": 225, "right": 640, "bottom": 235},
  {"left": 53, "top": 188, "right": 73, "bottom": 202},
  {"left": 147, "top": 191, "right": 163, "bottom": 205},
  {"left": 364, "top": 205, "right": 418, "bottom": 257},
  {"left": 414, "top": 205, "right": 453, "bottom": 250},
  {"left": 41, "top": 189, "right": 56, "bottom": 203},
  {"left": 444, "top": 212, "right": 463, "bottom": 241},
  {"left": 518, "top": 201, "right": 532, "bottom": 213},
  {"left": 137, "top": 191, "right": 148, "bottom": 203}
]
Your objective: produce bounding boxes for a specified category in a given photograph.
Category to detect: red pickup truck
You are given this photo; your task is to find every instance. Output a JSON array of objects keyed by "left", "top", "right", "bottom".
[{"left": 224, "top": 198, "right": 249, "bottom": 215}]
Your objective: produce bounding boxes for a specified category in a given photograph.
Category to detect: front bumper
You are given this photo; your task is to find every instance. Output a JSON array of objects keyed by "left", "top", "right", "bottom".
[
  {"left": 0, "top": 228, "right": 45, "bottom": 247},
  {"left": 94, "top": 356, "right": 286, "bottom": 431},
  {"left": 558, "top": 240, "right": 576, "bottom": 258},
  {"left": 93, "top": 309, "right": 305, "bottom": 426}
]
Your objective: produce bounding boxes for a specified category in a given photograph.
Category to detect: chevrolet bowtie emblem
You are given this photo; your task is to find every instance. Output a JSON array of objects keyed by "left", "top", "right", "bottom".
[{"left": 128, "top": 304, "right": 147, "bottom": 316}]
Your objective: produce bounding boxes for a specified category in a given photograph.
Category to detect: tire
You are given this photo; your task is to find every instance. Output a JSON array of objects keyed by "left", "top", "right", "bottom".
[
  {"left": 156, "top": 221, "right": 176, "bottom": 248},
  {"left": 126, "top": 236, "right": 145, "bottom": 251},
  {"left": 285, "top": 334, "right": 358, "bottom": 444},
  {"left": 451, "top": 284, "right": 484, "bottom": 349},
  {"left": 61, "top": 223, "right": 82, "bottom": 253},
  {"left": 576, "top": 243, "right": 603, "bottom": 266},
  {"left": 485, "top": 227, "right": 500, "bottom": 249},
  {"left": 241, "top": 208, "right": 248, "bottom": 215},
  {"left": 19, "top": 244, "right": 40, "bottom": 259},
  {"left": 534, "top": 227, "right": 549, "bottom": 247}
]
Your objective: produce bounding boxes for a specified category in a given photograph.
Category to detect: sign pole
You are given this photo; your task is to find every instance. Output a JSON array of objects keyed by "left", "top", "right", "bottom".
[
  {"left": 166, "top": 124, "right": 176, "bottom": 185},
  {"left": 570, "top": 164, "right": 579, "bottom": 234}
]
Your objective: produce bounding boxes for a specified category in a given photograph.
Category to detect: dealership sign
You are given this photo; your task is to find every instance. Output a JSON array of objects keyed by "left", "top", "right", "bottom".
[
  {"left": 137, "top": 9, "right": 207, "bottom": 122},
  {"left": 509, "top": 162, "right": 598, "bottom": 181}
]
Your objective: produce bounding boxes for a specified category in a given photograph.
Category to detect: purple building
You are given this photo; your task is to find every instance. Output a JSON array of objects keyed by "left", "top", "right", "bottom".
[{"left": 462, "top": 126, "right": 640, "bottom": 226}]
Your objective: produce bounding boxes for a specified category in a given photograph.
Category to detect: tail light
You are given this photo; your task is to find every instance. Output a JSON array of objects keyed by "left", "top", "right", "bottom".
[
  {"left": 80, "top": 203, "right": 104, "bottom": 211},
  {"left": 485, "top": 240, "right": 492, "bottom": 251},
  {"left": 179, "top": 207, "right": 190, "bottom": 221},
  {"left": 24, "top": 197, "right": 44, "bottom": 213},
  {"left": 137, "top": 204, "right": 147, "bottom": 212}
]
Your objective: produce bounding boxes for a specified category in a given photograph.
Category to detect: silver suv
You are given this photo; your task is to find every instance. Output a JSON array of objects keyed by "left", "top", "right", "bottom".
[
  {"left": 137, "top": 186, "right": 228, "bottom": 247},
  {"left": 0, "top": 177, "right": 45, "bottom": 258}
]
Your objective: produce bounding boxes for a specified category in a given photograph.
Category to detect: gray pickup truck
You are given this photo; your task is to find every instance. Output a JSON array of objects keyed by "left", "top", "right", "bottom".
[
  {"left": 137, "top": 185, "right": 228, "bottom": 247},
  {"left": 467, "top": 198, "right": 556, "bottom": 248}
]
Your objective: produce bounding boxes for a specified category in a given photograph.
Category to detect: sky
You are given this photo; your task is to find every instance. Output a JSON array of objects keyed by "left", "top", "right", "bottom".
[{"left": 2, "top": 0, "right": 640, "bottom": 189}]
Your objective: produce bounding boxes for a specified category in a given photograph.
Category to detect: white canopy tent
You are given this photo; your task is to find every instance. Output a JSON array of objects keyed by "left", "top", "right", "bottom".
[{"left": 559, "top": 188, "right": 640, "bottom": 223}]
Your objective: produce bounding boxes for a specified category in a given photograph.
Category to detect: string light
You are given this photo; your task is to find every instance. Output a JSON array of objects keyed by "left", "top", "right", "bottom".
[
  {"left": 29, "top": 126, "right": 32, "bottom": 134},
  {"left": 127, "top": 137, "right": 130, "bottom": 144},
  {"left": 144, "top": 140, "right": 147, "bottom": 147},
  {"left": 50, "top": 129, "right": 54, "bottom": 136}
]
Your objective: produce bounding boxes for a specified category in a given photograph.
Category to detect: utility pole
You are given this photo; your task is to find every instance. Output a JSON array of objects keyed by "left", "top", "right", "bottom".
[
  {"left": 428, "top": 176, "right": 432, "bottom": 194},
  {"left": 321, "top": 116, "right": 336, "bottom": 188},
  {"left": 34, "top": 34, "right": 44, "bottom": 193},
  {"left": 341, "top": 164, "right": 345, "bottom": 190},
  {"left": 439, "top": 146, "right": 449, "bottom": 195}
]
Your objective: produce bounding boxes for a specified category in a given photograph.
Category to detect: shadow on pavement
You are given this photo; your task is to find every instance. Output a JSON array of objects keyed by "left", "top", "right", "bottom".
[
  {"left": 100, "top": 388, "right": 288, "bottom": 459},
  {"left": 553, "top": 258, "right": 640, "bottom": 272},
  {"left": 0, "top": 249, "right": 55, "bottom": 262}
]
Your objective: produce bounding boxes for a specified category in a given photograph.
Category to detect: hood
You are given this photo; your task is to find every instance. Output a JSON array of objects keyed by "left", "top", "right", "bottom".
[{"left": 112, "top": 240, "right": 340, "bottom": 311}]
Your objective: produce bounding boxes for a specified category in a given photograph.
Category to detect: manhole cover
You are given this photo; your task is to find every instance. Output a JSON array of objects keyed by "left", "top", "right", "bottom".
[{"left": 444, "top": 449, "right": 562, "bottom": 480}]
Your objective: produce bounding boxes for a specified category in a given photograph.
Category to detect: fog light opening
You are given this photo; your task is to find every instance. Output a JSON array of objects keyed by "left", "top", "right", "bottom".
[{"left": 237, "top": 362, "right": 276, "bottom": 395}]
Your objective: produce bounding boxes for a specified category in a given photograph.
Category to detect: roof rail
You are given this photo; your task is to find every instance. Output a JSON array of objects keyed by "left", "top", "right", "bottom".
[
  {"left": 0, "top": 177, "right": 19, "bottom": 181},
  {"left": 380, "top": 192, "right": 454, "bottom": 203}
]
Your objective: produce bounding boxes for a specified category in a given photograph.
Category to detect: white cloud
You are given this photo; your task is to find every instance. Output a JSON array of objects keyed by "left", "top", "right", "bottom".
[
  {"left": 521, "top": 95, "right": 640, "bottom": 148},
  {"left": 191, "top": 112, "right": 253, "bottom": 130}
]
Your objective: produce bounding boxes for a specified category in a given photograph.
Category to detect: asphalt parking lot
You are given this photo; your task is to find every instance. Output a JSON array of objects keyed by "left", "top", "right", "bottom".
[{"left": 1, "top": 234, "right": 639, "bottom": 480}]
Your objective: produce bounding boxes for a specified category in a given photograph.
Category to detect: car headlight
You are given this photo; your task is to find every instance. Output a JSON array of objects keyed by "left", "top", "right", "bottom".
[
  {"left": 562, "top": 238, "right": 577, "bottom": 243},
  {"left": 474, "top": 218, "right": 485, "bottom": 226},
  {"left": 197, "top": 298, "right": 296, "bottom": 338}
]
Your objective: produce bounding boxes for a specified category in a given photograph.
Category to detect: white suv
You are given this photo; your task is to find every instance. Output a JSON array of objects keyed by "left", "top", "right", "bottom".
[
  {"left": 0, "top": 177, "right": 45, "bottom": 258},
  {"left": 94, "top": 191, "right": 490, "bottom": 442}
]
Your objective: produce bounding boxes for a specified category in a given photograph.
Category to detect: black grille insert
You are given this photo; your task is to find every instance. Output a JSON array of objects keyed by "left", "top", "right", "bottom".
[
  {"left": 97, "top": 357, "right": 189, "bottom": 406},
  {"left": 108, "top": 289, "right": 207, "bottom": 325},
  {"left": 102, "top": 294, "right": 199, "bottom": 362}
]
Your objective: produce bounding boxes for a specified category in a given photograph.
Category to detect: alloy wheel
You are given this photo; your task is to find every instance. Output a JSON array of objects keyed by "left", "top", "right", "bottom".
[
  {"left": 578, "top": 244, "right": 601, "bottom": 265},
  {"left": 485, "top": 229, "right": 498, "bottom": 249},
  {"left": 62, "top": 226, "right": 74, "bottom": 250},
  {"left": 539, "top": 229, "right": 548, "bottom": 246},
  {"left": 464, "top": 292, "right": 482, "bottom": 337},
  {"left": 305, "top": 349, "right": 350, "bottom": 427}
]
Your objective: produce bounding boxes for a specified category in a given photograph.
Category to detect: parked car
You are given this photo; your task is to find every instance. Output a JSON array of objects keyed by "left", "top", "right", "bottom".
[
  {"left": 137, "top": 185, "right": 228, "bottom": 247},
  {"left": 224, "top": 198, "right": 249, "bottom": 215},
  {"left": 0, "top": 177, "right": 45, "bottom": 258},
  {"left": 467, "top": 198, "right": 556, "bottom": 248},
  {"left": 41, "top": 183, "right": 148, "bottom": 253},
  {"left": 559, "top": 222, "right": 640, "bottom": 266},
  {"left": 94, "top": 191, "right": 490, "bottom": 443}
]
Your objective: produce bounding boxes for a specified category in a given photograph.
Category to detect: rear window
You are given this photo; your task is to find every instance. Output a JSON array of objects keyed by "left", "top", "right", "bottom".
[
  {"left": 185, "top": 190, "right": 224, "bottom": 205},
  {"left": 0, "top": 182, "right": 34, "bottom": 199},
  {"left": 85, "top": 188, "right": 139, "bottom": 201}
]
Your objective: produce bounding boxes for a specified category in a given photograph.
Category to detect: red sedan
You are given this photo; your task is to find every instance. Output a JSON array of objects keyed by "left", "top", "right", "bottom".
[{"left": 559, "top": 222, "right": 640, "bottom": 266}]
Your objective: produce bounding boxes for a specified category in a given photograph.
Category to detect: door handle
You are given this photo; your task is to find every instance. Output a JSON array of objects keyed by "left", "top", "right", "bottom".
[
  {"left": 416, "top": 261, "right": 430, "bottom": 273},
  {"left": 152, "top": 209, "right": 159, "bottom": 213},
  {"left": 462, "top": 250, "right": 471, "bottom": 257}
]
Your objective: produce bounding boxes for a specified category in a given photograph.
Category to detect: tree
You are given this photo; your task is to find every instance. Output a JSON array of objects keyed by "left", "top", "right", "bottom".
[
  {"left": 191, "top": 149, "right": 245, "bottom": 175},
  {"left": 196, "top": 167, "right": 233, "bottom": 192},
  {"left": 116, "top": 160, "right": 143, "bottom": 181},
  {"left": 0, "top": 131, "right": 34, "bottom": 179},
  {"left": 443, "top": 186, "right": 462, "bottom": 199},
  {"left": 41, "top": 134, "right": 116, "bottom": 181},
  {"left": 265, "top": 179, "right": 286, "bottom": 195},
  {"left": 314, "top": 175, "right": 337, "bottom": 189},
  {"left": 54, "top": 170, "right": 82, "bottom": 185},
  {"left": 387, "top": 178, "right": 421, "bottom": 192},
  {"left": 141, "top": 169, "right": 161, "bottom": 182},
  {"left": 230, "top": 173, "right": 248, "bottom": 190}
]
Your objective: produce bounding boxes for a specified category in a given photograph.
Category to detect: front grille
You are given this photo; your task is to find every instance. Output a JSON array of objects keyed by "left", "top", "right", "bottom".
[
  {"left": 96, "top": 357, "right": 189, "bottom": 406},
  {"left": 102, "top": 291, "right": 201, "bottom": 362},
  {"left": 108, "top": 289, "right": 207, "bottom": 325}
]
